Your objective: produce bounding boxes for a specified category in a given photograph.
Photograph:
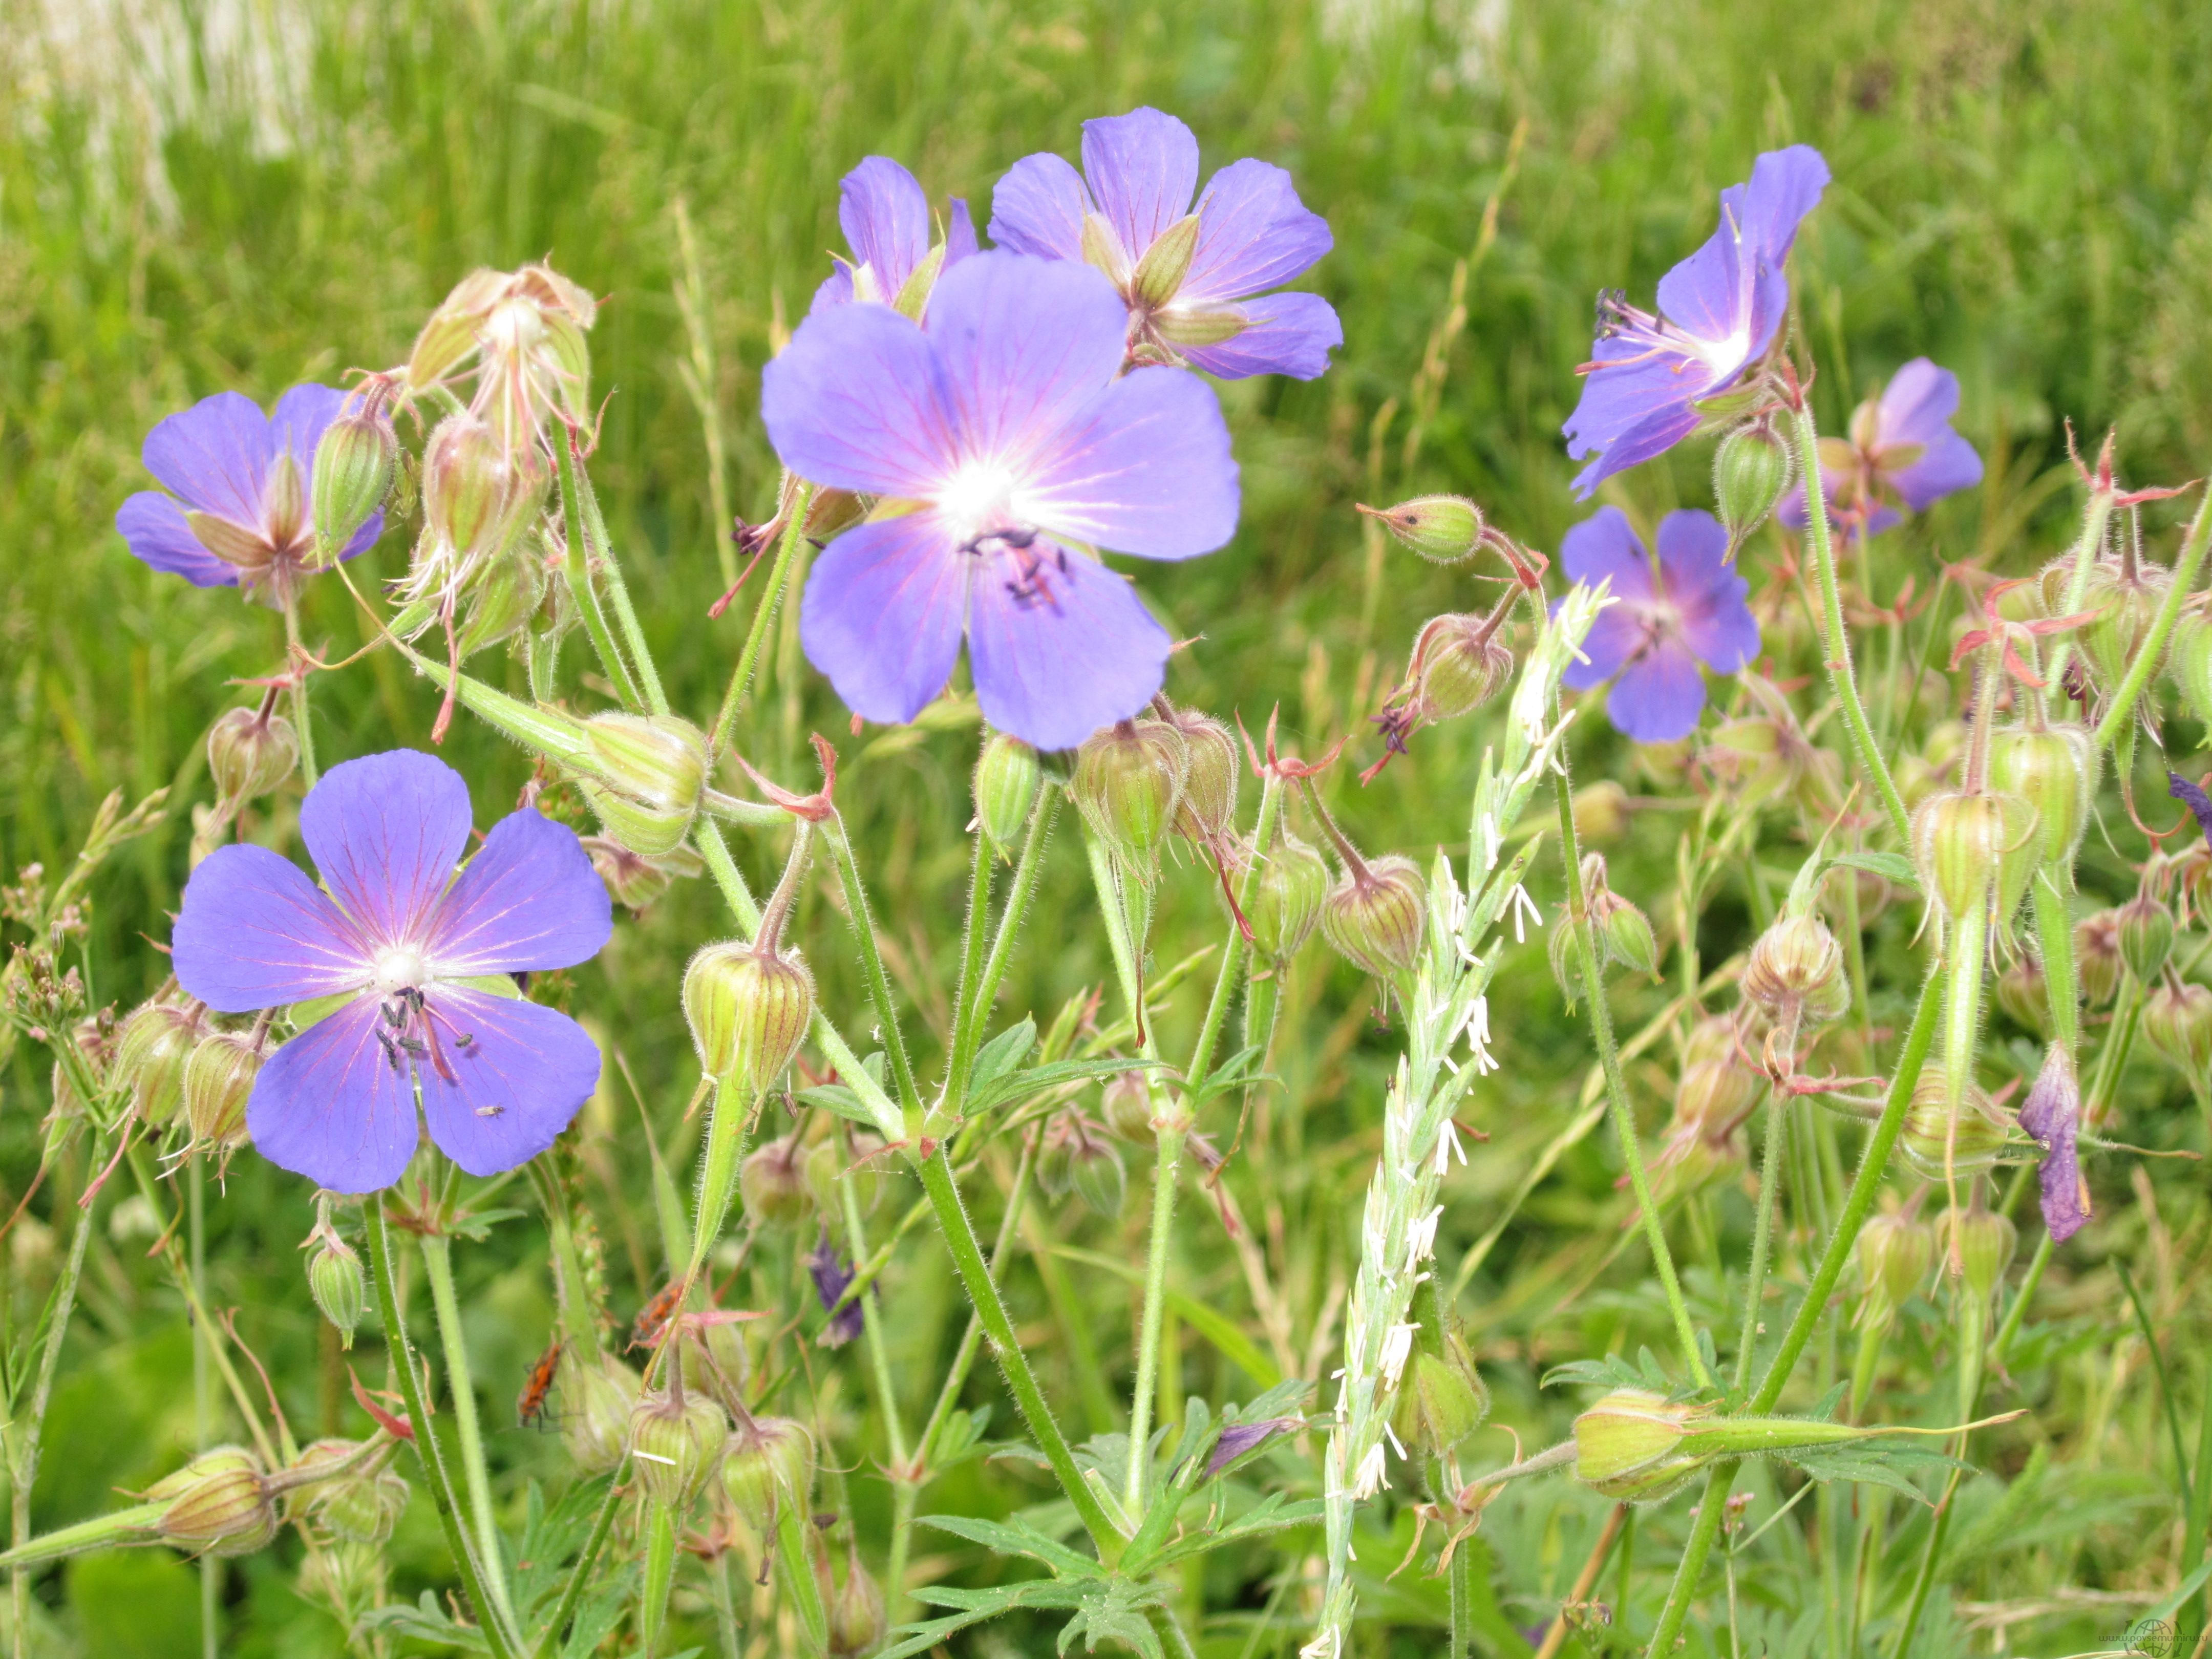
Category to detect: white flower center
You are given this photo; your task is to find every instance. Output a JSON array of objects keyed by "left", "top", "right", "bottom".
[
  {"left": 1688, "top": 323, "right": 1753, "bottom": 378},
  {"left": 938, "top": 457, "right": 1023, "bottom": 546},
  {"left": 373, "top": 946, "right": 429, "bottom": 994}
]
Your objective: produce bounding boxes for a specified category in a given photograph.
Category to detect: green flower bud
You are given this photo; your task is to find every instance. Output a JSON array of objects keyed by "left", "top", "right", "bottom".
[
  {"left": 1071, "top": 719, "right": 1188, "bottom": 864},
  {"left": 183, "top": 1032, "right": 261, "bottom": 1150},
  {"left": 1321, "top": 852, "right": 1426, "bottom": 981},
  {"left": 1572, "top": 780, "right": 1631, "bottom": 844},
  {"left": 579, "top": 714, "right": 708, "bottom": 857},
  {"left": 114, "top": 1003, "right": 206, "bottom": 1128},
  {"left": 585, "top": 838, "right": 703, "bottom": 914},
  {"left": 1572, "top": 1390, "right": 1709, "bottom": 1503},
  {"left": 1356, "top": 495, "right": 1483, "bottom": 563},
  {"left": 721, "top": 1415, "right": 814, "bottom": 1534},
  {"left": 1940, "top": 1202, "right": 2017, "bottom": 1305},
  {"left": 1038, "top": 1113, "right": 1125, "bottom": 1218},
  {"left": 1390, "top": 1330, "right": 1490, "bottom": 1459},
  {"left": 2169, "top": 607, "right": 2212, "bottom": 733},
  {"left": 1248, "top": 831, "right": 1329, "bottom": 961},
  {"left": 559, "top": 1355, "right": 641, "bottom": 1475},
  {"left": 629, "top": 1385, "right": 727, "bottom": 1508},
  {"left": 1856, "top": 1206, "right": 1934, "bottom": 1325},
  {"left": 1099, "top": 1072, "right": 1155, "bottom": 1145},
  {"left": 2075, "top": 908, "right": 2124, "bottom": 1006},
  {"left": 1673, "top": 1050, "right": 1755, "bottom": 1138},
  {"left": 1994, "top": 953, "right": 2052, "bottom": 1038},
  {"left": 207, "top": 706, "right": 300, "bottom": 804},
  {"left": 454, "top": 531, "right": 550, "bottom": 658},
  {"left": 292, "top": 1440, "right": 409, "bottom": 1544},
  {"left": 423, "top": 411, "right": 534, "bottom": 565},
  {"left": 740, "top": 1134, "right": 814, "bottom": 1229},
  {"left": 1910, "top": 789, "right": 2039, "bottom": 925},
  {"left": 2115, "top": 892, "right": 2175, "bottom": 985},
  {"left": 972, "top": 734, "right": 1042, "bottom": 857},
  {"left": 310, "top": 393, "right": 398, "bottom": 565},
  {"left": 1712, "top": 417, "right": 1794, "bottom": 548},
  {"left": 1165, "top": 710, "right": 1239, "bottom": 845},
  {"left": 1596, "top": 888, "right": 1660, "bottom": 978},
  {"left": 153, "top": 1447, "right": 275, "bottom": 1557},
  {"left": 307, "top": 1236, "right": 367, "bottom": 1349},
  {"left": 2141, "top": 979, "right": 2212, "bottom": 1083},
  {"left": 827, "top": 1549, "right": 888, "bottom": 1658},
  {"left": 680, "top": 1315, "right": 753, "bottom": 1417},
  {"left": 1990, "top": 723, "right": 2098, "bottom": 871},
  {"left": 1900, "top": 1075, "right": 2013, "bottom": 1181},
  {"left": 2080, "top": 558, "right": 2172, "bottom": 693},
  {"left": 1741, "top": 911, "right": 1849, "bottom": 1032},
  {"left": 683, "top": 942, "right": 815, "bottom": 1091},
  {"left": 1409, "top": 614, "right": 1514, "bottom": 719}
]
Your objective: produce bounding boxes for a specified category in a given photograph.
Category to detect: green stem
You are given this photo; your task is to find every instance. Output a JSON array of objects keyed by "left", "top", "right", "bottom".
[
  {"left": 192, "top": 1153, "right": 217, "bottom": 1659},
  {"left": 1736, "top": 1093, "right": 1786, "bottom": 1394},
  {"left": 639, "top": 1498, "right": 678, "bottom": 1655},
  {"left": 917, "top": 1129, "right": 1040, "bottom": 1467},
  {"left": 530, "top": 1474, "right": 622, "bottom": 1659},
  {"left": 2033, "top": 869, "right": 2081, "bottom": 1057},
  {"left": 571, "top": 448, "right": 667, "bottom": 714},
  {"left": 2095, "top": 487, "right": 2212, "bottom": 748},
  {"left": 421, "top": 1233, "right": 515, "bottom": 1630},
  {"left": 1790, "top": 400, "right": 1912, "bottom": 844},
  {"left": 1990, "top": 1229, "right": 2053, "bottom": 1367},
  {"left": 8, "top": 1154, "right": 96, "bottom": 1659},
  {"left": 1554, "top": 765, "right": 1710, "bottom": 1388},
  {"left": 957, "top": 787, "right": 1060, "bottom": 1070},
  {"left": 0, "top": 1503, "right": 168, "bottom": 1570},
  {"left": 553, "top": 426, "right": 643, "bottom": 712},
  {"left": 839, "top": 1171, "right": 914, "bottom": 1618},
  {"left": 365, "top": 1198, "right": 519, "bottom": 1659},
  {"left": 941, "top": 823, "right": 998, "bottom": 1120},
  {"left": 1646, "top": 1458, "right": 1737, "bottom": 1654},
  {"left": 774, "top": 1490, "right": 830, "bottom": 1654},
  {"left": 282, "top": 593, "right": 319, "bottom": 785},
  {"left": 1940, "top": 905, "right": 1988, "bottom": 1223},
  {"left": 710, "top": 481, "right": 813, "bottom": 758},
  {"left": 709, "top": 1551, "right": 743, "bottom": 1659},
  {"left": 2043, "top": 483, "right": 2116, "bottom": 716},
  {"left": 823, "top": 819, "right": 924, "bottom": 1124},
  {"left": 1127, "top": 1123, "right": 1182, "bottom": 1515}
]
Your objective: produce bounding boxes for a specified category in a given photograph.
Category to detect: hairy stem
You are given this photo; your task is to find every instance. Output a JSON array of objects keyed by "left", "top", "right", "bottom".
[
  {"left": 421, "top": 1232, "right": 514, "bottom": 1629},
  {"left": 2095, "top": 486, "right": 2212, "bottom": 748},
  {"left": 710, "top": 480, "right": 813, "bottom": 758},
  {"left": 553, "top": 426, "right": 644, "bottom": 712}
]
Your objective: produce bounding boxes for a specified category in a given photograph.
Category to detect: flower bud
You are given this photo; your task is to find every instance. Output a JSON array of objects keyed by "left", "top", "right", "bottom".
[
  {"left": 2075, "top": 908, "right": 2124, "bottom": 1006},
  {"left": 580, "top": 714, "right": 708, "bottom": 857},
  {"left": 1248, "top": 831, "right": 1329, "bottom": 961},
  {"left": 972, "top": 734, "right": 1041, "bottom": 857},
  {"left": 1166, "top": 711, "right": 1239, "bottom": 845},
  {"left": 1038, "top": 1113, "right": 1125, "bottom": 1218},
  {"left": 183, "top": 1032, "right": 261, "bottom": 1150},
  {"left": 2141, "top": 979, "right": 2212, "bottom": 1083},
  {"left": 1995, "top": 954, "right": 2052, "bottom": 1038},
  {"left": 1071, "top": 720, "right": 1188, "bottom": 864},
  {"left": 1856, "top": 1207, "right": 1934, "bottom": 1325},
  {"left": 1713, "top": 417, "right": 1794, "bottom": 547},
  {"left": 740, "top": 1134, "right": 814, "bottom": 1229},
  {"left": 629, "top": 1385, "right": 727, "bottom": 1508},
  {"left": 1357, "top": 496, "right": 1482, "bottom": 563},
  {"left": 114, "top": 1003, "right": 205, "bottom": 1127},
  {"left": 1390, "top": 1330, "right": 1490, "bottom": 1458},
  {"left": 454, "top": 531, "right": 550, "bottom": 658},
  {"left": 2080, "top": 558, "right": 2172, "bottom": 692},
  {"left": 1321, "top": 853, "right": 1426, "bottom": 981},
  {"left": 1099, "top": 1072, "right": 1154, "bottom": 1145},
  {"left": 1940, "top": 1202, "right": 2017, "bottom": 1305},
  {"left": 207, "top": 706, "right": 300, "bottom": 804},
  {"left": 1673, "top": 1053, "right": 1755, "bottom": 1137},
  {"left": 1596, "top": 888, "right": 1660, "bottom": 978},
  {"left": 2169, "top": 607, "right": 2212, "bottom": 729},
  {"left": 721, "top": 1415, "right": 815, "bottom": 1533},
  {"left": 684, "top": 942, "right": 815, "bottom": 1090},
  {"left": 1409, "top": 614, "right": 1514, "bottom": 719},
  {"left": 153, "top": 1447, "right": 275, "bottom": 1557},
  {"left": 585, "top": 838, "right": 703, "bottom": 913},
  {"left": 1900, "top": 1075, "right": 2013, "bottom": 1181},
  {"left": 681, "top": 1316, "right": 753, "bottom": 1417},
  {"left": 423, "top": 412, "right": 535, "bottom": 565},
  {"left": 1572, "top": 780, "right": 1631, "bottom": 844},
  {"left": 308, "top": 1236, "right": 367, "bottom": 1349},
  {"left": 1572, "top": 1390, "right": 1708, "bottom": 1503},
  {"left": 1911, "top": 789, "right": 2039, "bottom": 924},
  {"left": 560, "top": 1354, "right": 641, "bottom": 1475},
  {"left": 2115, "top": 892, "right": 2175, "bottom": 985},
  {"left": 827, "top": 1549, "right": 888, "bottom": 1658},
  {"left": 1741, "top": 911, "right": 1849, "bottom": 1032},
  {"left": 310, "top": 395, "right": 398, "bottom": 564},
  {"left": 1991, "top": 724, "right": 2097, "bottom": 871},
  {"left": 292, "top": 1440, "right": 409, "bottom": 1544}
]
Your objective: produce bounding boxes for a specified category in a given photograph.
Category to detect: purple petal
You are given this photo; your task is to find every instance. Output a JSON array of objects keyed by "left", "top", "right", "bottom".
[
  {"left": 1558, "top": 508, "right": 1657, "bottom": 688},
  {"left": 2018, "top": 1046, "right": 2088, "bottom": 1244},
  {"left": 115, "top": 492, "right": 241, "bottom": 588},
  {"left": 428, "top": 807, "right": 613, "bottom": 976},
  {"left": 924, "top": 253, "right": 1126, "bottom": 460},
  {"left": 806, "top": 1233, "right": 866, "bottom": 1347},
  {"left": 1889, "top": 429, "right": 1983, "bottom": 512},
  {"left": 1205, "top": 1416, "right": 1302, "bottom": 1478},
  {"left": 1562, "top": 341, "right": 1719, "bottom": 498},
  {"left": 1656, "top": 510, "right": 1760, "bottom": 673},
  {"left": 945, "top": 199, "right": 978, "bottom": 265},
  {"left": 1607, "top": 642, "right": 1707, "bottom": 745},
  {"left": 988, "top": 152, "right": 1091, "bottom": 261},
  {"left": 1657, "top": 146, "right": 1827, "bottom": 356},
  {"left": 1873, "top": 358, "right": 1960, "bottom": 447},
  {"left": 1176, "top": 291, "right": 1342, "bottom": 382},
  {"left": 965, "top": 543, "right": 1172, "bottom": 751},
  {"left": 1080, "top": 107, "right": 1200, "bottom": 265},
  {"left": 798, "top": 514, "right": 967, "bottom": 727},
  {"left": 173, "top": 843, "right": 372, "bottom": 1012},
  {"left": 812, "top": 264, "right": 857, "bottom": 313},
  {"left": 415, "top": 990, "right": 602, "bottom": 1177},
  {"left": 1024, "top": 364, "right": 1239, "bottom": 560},
  {"left": 300, "top": 751, "right": 473, "bottom": 948},
  {"left": 141, "top": 391, "right": 273, "bottom": 526},
  {"left": 270, "top": 384, "right": 349, "bottom": 469},
  {"left": 1181, "top": 158, "right": 1332, "bottom": 303},
  {"left": 761, "top": 302, "right": 953, "bottom": 499},
  {"left": 247, "top": 997, "right": 420, "bottom": 1193},
  {"left": 839, "top": 157, "right": 931, "bottom": 293}
]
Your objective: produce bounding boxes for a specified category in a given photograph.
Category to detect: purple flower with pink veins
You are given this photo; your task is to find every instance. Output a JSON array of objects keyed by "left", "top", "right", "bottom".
[
  {"left": 1556, "top": 506, "right": 1761, "bottom": 745},
  {"left": 812, "top": 156, "right": 977, "bottom": 314},
  {"left": 989, "top": 106, "right": 1341, "bottom": 380},
  {"left": 171, "top": 751, "right": 612, "bottom": 1193},
  {"left": 1563, "top": 146, "right": 1830, "bottom": 498},
  {"left": 115, "top": 386, "right": 384, "bottom": 601},
  {"left": 763, "top": 250, "right": 1240, "bottom": 751},
  {"left": 1778, "top": 356, "right": 1984, "bottom": 539}
]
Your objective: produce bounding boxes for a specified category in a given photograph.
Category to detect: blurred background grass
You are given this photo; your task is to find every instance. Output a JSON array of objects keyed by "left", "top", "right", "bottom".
[{"left": 5, "top": 0, "right": 2212, "bottom": 1653}]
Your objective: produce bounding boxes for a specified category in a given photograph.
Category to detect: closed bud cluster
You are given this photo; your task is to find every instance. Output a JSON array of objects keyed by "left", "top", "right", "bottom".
[
  {"left": 560, "top": 1354, "right": 642, "bottom": 1475},
  {"left": 1389, "top": 1329, "right": 1490, "bottom": 1458},
  {"left": 740, "top": 1134, "right": 814, "bottom": 1228},
  {"left": 207, "top": 705, "right": 301, "bottom": 804},
  {"left": 2075, "top": 908, "right": 2125, "bottom": 1006},
  {"left": 1572, "top": 1390, "right": 1708, "bottom": 1503},
  {"left": 307, "top": 1233, "right": 367, "bottom": 1348},
  {"left": 1900, "top": 1074, "right": 2014, "bottom": 1180},
  {"left": 580, "top": 714, "right": 708, "bottom": 857},
  {"left": 292, "top": 1440, "right": 408, "bottom": 1544},
  {"left": 2115, "top": 891, "right": 2175, "bottom": 984},
  {"left": 1356, "top": 495, "right": 1483, "bottom": 563},
  {"left": 1038, "top": 1113, "right": 1126, "bottom": 1218},
  {"left": 1911, "top": 789, "right": 2039, "bottom": 928},
  {"left": 1247, "top": 831, "right": 1329, "bottom": 961},
  {"left": 113, "top": 1002, "right": 207, "bottom": 1127},
  {"left": 1321, "top": 852, "right": 1427, "bottom": 982},
  {"left": 1940, "top": 1200, "right": 2017, "bottom": 1304},
  {"left": 2141, "top": 978, "right": 2212, "bottom": 1083},
  {"left": 1741, "top": 911, "right": 1850, "bottom": 1033},
  {"left": 1856, "top": 1205, "right": 1935, "bottom": 1326},
  {"left": 1712, "top": 416, "right": 1794, "bottom": 548},
  {"left": 183, "top": 1031, "right": 261, "bottom": 1150},
  {"left": 683, "top": 941, "right": 815, "bottom": 1091},
  {"left": 1991, "top": 723, "right": 2098, "bottom": 871},
  {"left": 1551, "top": 855, "right": 1658, "bottom": 998},
  {"left": 1163, "top": 708, "right": 1239, "bottom": 845},
  {"left": 310, "top": 386, "right": 399, "bottom": 565},
  {"left": 722, "top": 1415, "right": 814, "bottom": 1534},
  {"left": 1995, "top": 953, "right": 2052, "bottom": 1037},
  {"left": 1071, "top": 719, "right": 1188, "bottom": 866},
  {"left": 151, "top": 1447, "right": 275, "bottom": 1558},
  {"left": 972, "top": 733, "right": 1041, "bottom": 857},
  {"left": 628, "top": 1384, "right": 727, "bottom": 1508}
]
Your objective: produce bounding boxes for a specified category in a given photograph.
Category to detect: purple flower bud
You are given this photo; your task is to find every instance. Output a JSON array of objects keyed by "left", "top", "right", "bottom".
[
  {"left": 806, "top": 1232, "right": 866, "bottom": 1348},
  {"left": 2018, "top": 1046, "right": 2090, "bottom": 1243},
  {"left": 1204, "top": 1415, "right": 1303, "bottom": 1479}
]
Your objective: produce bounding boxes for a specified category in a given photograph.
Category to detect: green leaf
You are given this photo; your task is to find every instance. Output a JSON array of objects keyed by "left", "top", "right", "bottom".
[
  {"left": 920, "top": 1512, "right": 1104, "bottom": 1578},
  {"left": 882, "top": 1580, "right": 1094, "bottom": 1659},
  {"left": 1058, "top": 1578, "right": 1168, "bottom": 1659},
  {"left": 1542, "top": 1347, "right": 1676, "bottom": 1396},
  {"left": 794, "top": 1081, "right": 878, "bottom": 1125},
  {"left": 969, "top": 1018, "right": 1037, "bottom": 1098},
  {"left": 359, "top": 1592, "right": 495, "bottom": 1652},
  {"left": 1828, "top": 850, "right": 1921, "bottom": 889},
  {"left": 1771, "top": 1439, "right": 1967, "bottom": 1503},
  {"left": 968, "top": 1057, "right": 1169, "bottom": 1116},
  {"left": 1137, "top": 1494, "right": 1327, "bottom": 1571}
]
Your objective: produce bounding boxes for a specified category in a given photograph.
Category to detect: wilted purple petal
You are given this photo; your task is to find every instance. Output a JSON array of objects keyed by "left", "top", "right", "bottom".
[
  {"left": 1081, "top": 106, "right": 1201, "bottom": 267},
  {"left": 173, "top": 844, "right": 370, "bottom": 1012},
  {"left": 1610, "top": 644, "right": 1708, "bottom": 744},
  {"left": 806, "top": 1233, "right": 866, "bottom": 1347},
  {"left": 1182, "top": 158, "right": 1333, "bottom": 303},
  {"left": 926, "top": 254, "right": 1128, "bottom": 459},
  {"left": 1205, "top": 1415, "right": 1303, "bottom": 1478},
  {"left": 1177, "top": 291, "right": 1343, "bottom": 382},
  {"left": 2171, "top": 773, "right": 2212, "bottom": 840},
  {"left": 300, "top": 751, "right": 472, "bottom": 947},
  {"left": 141, "top": 390, "right": 274, "bottom": 526},
  {"left": 798, "top": 515, "right": 967, "bottom": 727},
  {"left": 248, "top": 997, "right": 421, "bottom": 1193},
  {"left": 966, "top": 545, "right": 1173, "bottom": 751},
  {"left": 429, "top": 806, "right": 614, "bottom": 977},
  {"left": 115, "top": 491, "right": 239, "bottom": 588},
  {"left": 414, "top": 990, "right": 602, "bottom": 1177},
  {"left": 762, "top": 303, "right": 953, "bottom": 499},
  {"left": 1022, "top": 365, "right": 1240, "bottom": 559},
  {"left": 988, "top": 152, "right": 1090, "bottom": 262},
  {"left": 2018, "top": 1046, "right": 2089, "bottom": 1243}
]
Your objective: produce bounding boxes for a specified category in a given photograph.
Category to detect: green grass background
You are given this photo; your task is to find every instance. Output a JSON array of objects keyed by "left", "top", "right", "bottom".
[{"left": 4, "top": 0, "right": 2212, "bottom": 1653}]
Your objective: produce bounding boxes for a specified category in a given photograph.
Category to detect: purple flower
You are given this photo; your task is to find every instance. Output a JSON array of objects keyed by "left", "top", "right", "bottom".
[
  {"left": 1563, "top": 146, "right": 1830, "bottom": 498},
  {"left": 812, "top": 157, "right": 977, "bottom": 315},
  {"left": 2018, "top": 1046, "right": 2089, "bottom": 1244},
  {"left": 115, "top": 386, "right": 384, "bottom": 599},
  {"left": 989, "top": 107, "right": 1340, "bottom": 381},
  {"left": 806, "top": 1233, "right": 865, "bottom": 1347},
  {"left": 1778, "top": 357, "right": 1983, "bottom": 538},
  {"left": 1556, "top": 507, "right": 1760, "bottom": 744},
  {"left": 171, "top": 751, "right": 611, "bottom": 1193},
  {"left": 762, "top": 250, "right": 1240, "bottom": 750}
]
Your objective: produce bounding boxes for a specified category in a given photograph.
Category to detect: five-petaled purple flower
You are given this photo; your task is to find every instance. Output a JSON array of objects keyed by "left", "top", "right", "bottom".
[
  {"left": 1563, "top": 146, "right": 1830, "bottom": 499},
  {"left": 763, "top": 250, "right": 1240, "bottom": 751},
  {"left": 115, "top": 386, "right": 384, "bottom": 601},
  {"left": 172, "top": 751, "right": 612, "bottom": 1193},
  {"left": 1557, "top": 507, "right": 1760, "bottom": 744},
  {"left": 1777, "top": 357, "right": 1984, "bottom": 540},
  {"left": 989, "top": 107, "right": 1341, "bottom": 381},
  {"left": 812, "top": 157, "right": 977, "bottom": 315}
]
